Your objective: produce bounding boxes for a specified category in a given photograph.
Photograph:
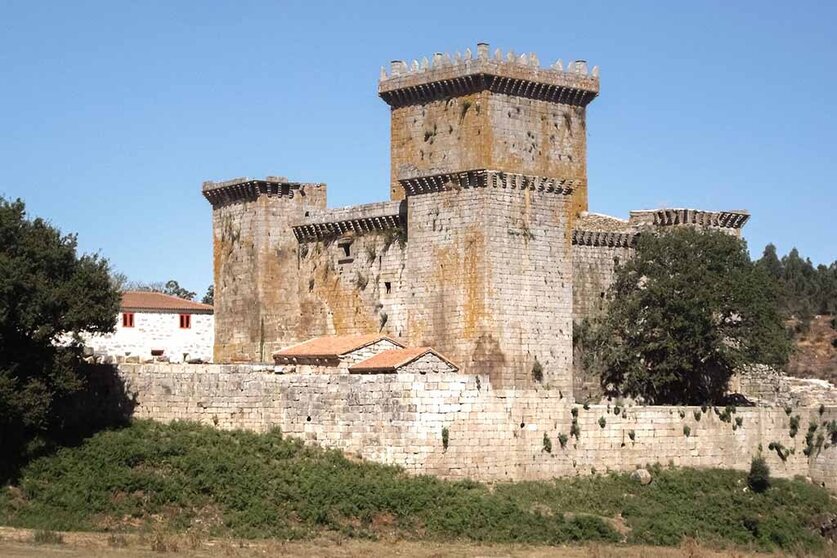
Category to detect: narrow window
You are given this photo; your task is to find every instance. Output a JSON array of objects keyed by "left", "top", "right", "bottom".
[
  {"left": 384, "top": 281, "right": 392, "bottom": 294},
  {"left": 179, "top": 314, "right": 191, "bottom": 329},
  {"left": 337, "top": 239, "right": 354, "bottom": 264},
  {"left": 122, "top": 312, "right": 135, "bottom": 328}
]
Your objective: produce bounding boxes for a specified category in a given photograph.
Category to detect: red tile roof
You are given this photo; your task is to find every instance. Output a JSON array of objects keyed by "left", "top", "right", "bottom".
[
  {"left": 121, "top": 291, "right": 214, "bottom": 313},
  {"left": 273, "top": 334, "right": 403, "bottom": 360},
  {"left": 349, "top": 347, "right": 457, "bottom": 372}
]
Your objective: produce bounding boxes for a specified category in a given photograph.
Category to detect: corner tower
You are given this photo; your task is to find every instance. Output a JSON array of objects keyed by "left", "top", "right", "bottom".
[
  {"left": 203, "top": 177, "right": 326, "bottom": 362},
  {"left": 381, "top": 44, "right": 599, "bottom": 392},
  {"left": 379, "top": 42, "right": 598, "bottom": 218}
]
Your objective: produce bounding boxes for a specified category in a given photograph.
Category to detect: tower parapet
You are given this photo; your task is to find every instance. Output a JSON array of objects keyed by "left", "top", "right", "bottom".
[
  {"left": 380, "top": 43, "right": 596, "bottom": 218},
  {"left": 629, "top": 208, "right": 750, "bottom": 237},
  {"left": 379, "top": 43, "right": 599, "bottom": 108},
  {"left": 202, "top": 176, "right": 325, "bottom": 207}
]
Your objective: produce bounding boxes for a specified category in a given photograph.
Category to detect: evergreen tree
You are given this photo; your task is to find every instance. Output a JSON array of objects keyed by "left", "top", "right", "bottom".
[
  {"left": 587, "top": 228, "right": 790, "bottom": 405},
  {"left": 0, "top": 198, "right": 120, "bottom": 477}
]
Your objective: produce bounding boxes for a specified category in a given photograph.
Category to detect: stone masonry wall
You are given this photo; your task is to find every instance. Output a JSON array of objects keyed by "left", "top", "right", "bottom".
[
  {"left": 404, "top": 186, "right": 574, "bottom": 391},
  {"left": 398, "top": 352, "right": 457, "bottom": 374},
  {"left": 297, "top": 231, "right": 408, "bottom": 343},
  {"left": 389, "top": 92, "right": 588, "bottom": 216},
  {"left": 116, "top": 364, "right": 836, "bottom": 488},
  {"left": 211, "top": 186, "right": 327, "bottom": 362},
  {"left": 572, "top": 244, "right": 635, "bottom": 323}
]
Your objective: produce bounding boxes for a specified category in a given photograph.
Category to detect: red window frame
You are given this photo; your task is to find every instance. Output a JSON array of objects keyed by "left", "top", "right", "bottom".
[
  {"left": 179, "top": 314, "right": 191, "bottom": 329},
  {"left": 122, "top": 312, "right": 135, "bottom": 328}
]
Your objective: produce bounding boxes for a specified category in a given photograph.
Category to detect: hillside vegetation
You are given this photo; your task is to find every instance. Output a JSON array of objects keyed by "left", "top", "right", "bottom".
[
  {"left": 2, "top": 421, "right": 836, "bottom": 553},
  {"left": 787, "top": 315, "right": 837, "bottom": 384}
]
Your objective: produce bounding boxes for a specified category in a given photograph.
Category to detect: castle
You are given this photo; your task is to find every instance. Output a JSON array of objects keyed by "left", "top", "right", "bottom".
[
  {"left": 202, "top": 43, "right": 749, "bottom": 395},
  {"left": 110, "top": 45, "right": 835, "bottom": 488}
]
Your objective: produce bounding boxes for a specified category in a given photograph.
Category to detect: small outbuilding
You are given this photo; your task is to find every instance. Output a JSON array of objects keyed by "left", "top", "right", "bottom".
[
  {"left": 272, "top": 334, "right": 404, "bottom": 373},
  {"left": 349, "top": 347, "right": 458, "bottom": 374}
]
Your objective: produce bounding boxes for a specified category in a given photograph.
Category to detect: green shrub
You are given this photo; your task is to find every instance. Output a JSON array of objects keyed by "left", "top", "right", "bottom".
[
  {"left": 789, "top": 415, "right": 801, "bottom": 437},
  {"left": 557, "top": 433, "right": 568, "bottom": 449},
  {"left": 598, "top": 417, "right": 607, "bottom": 429},
  {"left": 628, "top": 430, "right": 636, "bottom": 441},
  {"left": 719, "top": 406, "right": 735, "bottom": 423},
  {"left": 768, "top": 441, "right": 790, "bottom": 462},
  {"left": 571, "top": 407, "right": 579, "bottom": 417},
  {"left": 747, "top": 456, "right": 771, "bottom": 493},
  {"left": 441, "top": 427, "right": 449, "bottom": 451},
  {"left": 735, "top": 416, "right": 743, "bottom": 428},
  {"left": 2, "top": 421, "right": 836, "bottom": 553},
  {"left": 570, "top": 419, "right": 581, "bottom": 440},
  {"left": 693, "top": 410, "right": 701, "bottom": 421},
  {"left": 827, "top": 420, "right": 837, "bottom": 444},
  {"left": 583, "top": 402, "right": 590, "bottom": 411},
  {"left": 683, "top": 425, "right": 691, "bottom": 437},
  {"left": 784, "top": 405, "right": 793, "bottom": 416},
  {"left": 542, "top": 433, "right": 552, "bottom": 454}
]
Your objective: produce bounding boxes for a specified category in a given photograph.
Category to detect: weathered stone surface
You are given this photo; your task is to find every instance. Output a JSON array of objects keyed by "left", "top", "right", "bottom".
[
  {"left": 114, "top": 363, "right": 837, "bottom": 489},
  {"left": 630, "top": 468, "right": 652, "bottom": 485}
]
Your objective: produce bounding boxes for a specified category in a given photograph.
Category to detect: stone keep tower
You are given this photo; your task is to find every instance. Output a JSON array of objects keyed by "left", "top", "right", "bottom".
[
  {"left": 380, "top": 44, "right": 599, "bottom": 391},
  {"left": 202, "top": 177, "right": 326, "bottom": 363}
]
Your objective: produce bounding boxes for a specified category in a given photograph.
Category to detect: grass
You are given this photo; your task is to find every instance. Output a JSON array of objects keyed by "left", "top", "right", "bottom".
[{"left": 1, "top": 421, "right": 835, "bottom": 553}]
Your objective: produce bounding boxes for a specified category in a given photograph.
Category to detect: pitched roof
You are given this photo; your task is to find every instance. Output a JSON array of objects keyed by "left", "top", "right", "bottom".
[
  {"left": 121, "top": 291, "right": 214, "bottom": 313},
  {"left": 349, "top": 347, "right": 457, "bottom": 372},
  {"left": 273, "top": 334, "right": 403, "bottom": 360}
]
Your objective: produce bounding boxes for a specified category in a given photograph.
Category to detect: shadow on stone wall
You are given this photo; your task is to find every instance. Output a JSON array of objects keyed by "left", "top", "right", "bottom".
[
  {"left": 54, "top": 363, "right": 138, "bottom": 437},
  {"left": 1, "top": 363, "right": 136, "bottom": 483}
]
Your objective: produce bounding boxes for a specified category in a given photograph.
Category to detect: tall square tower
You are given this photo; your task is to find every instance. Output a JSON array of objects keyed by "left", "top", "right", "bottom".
[{"left": 380, "top": 44, "right": 599, "bottom": 390}]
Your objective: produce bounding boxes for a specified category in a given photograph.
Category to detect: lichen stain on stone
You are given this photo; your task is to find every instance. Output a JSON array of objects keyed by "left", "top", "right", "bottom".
[
  {"left": 471, "top": 334, "right": 506, "bottom": 387},
  {"left": 461, "top": 229, "right": 485, "bottom": 338},
  {"left": 310, "top": 259, "right": 376, "bottom": 336}
]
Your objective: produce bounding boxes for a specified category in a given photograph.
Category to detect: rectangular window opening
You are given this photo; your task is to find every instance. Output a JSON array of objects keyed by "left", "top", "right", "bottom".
[
  {"left": 179, "top": 314, "right": 192, "bottom": 329},
  {"left": 337, "top": 239, "right": 354, "bottom": 264},
  {"left": 122, "top": 312, "right": 135, "bottom": 328}
]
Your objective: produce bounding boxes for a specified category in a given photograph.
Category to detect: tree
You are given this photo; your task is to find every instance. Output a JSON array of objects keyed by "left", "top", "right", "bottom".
[
  {"left": 0, "top": 198, "right": 120, "bottom": 474},
  {"left": 585, "top": 228, "right": 790, "bottom": 405},
  {"left": 125, "top": 279, "right": 196, "bottom": 301},
  {"left": 202, "top": 285, "right": 214, "bottom": 306},
  {"left": 755, "top": 245, "right": 837, "bottom": 326}
]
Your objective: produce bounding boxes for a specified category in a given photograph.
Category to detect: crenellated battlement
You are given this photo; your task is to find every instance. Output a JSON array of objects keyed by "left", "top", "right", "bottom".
[
  {"left": 202, "top": 176, "right": 325, "bottom": 208},
  {"left": 629, "top": 208, "right": 750, "bottom": 230},
  {"left": 379, "top": 42, "right": 599, "bottom": 108},
  {"left": 292, "top": 200, "right": 405, "bottom": 242}
]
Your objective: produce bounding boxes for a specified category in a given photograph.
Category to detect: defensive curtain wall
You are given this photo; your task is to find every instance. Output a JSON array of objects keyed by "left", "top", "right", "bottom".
[{"left": 115, "top": 362, "right": 837, "bottom": 490}]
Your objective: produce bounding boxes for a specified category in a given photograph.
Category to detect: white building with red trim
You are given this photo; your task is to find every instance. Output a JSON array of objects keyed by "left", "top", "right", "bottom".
[{"left": 84, "top": 291, "right": 214, "bottom": 363}]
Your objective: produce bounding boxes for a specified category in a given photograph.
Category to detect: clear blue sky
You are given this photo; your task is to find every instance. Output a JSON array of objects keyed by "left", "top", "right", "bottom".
[{"left": 2, "top": 0, "right": 835, "bottom": 296}]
